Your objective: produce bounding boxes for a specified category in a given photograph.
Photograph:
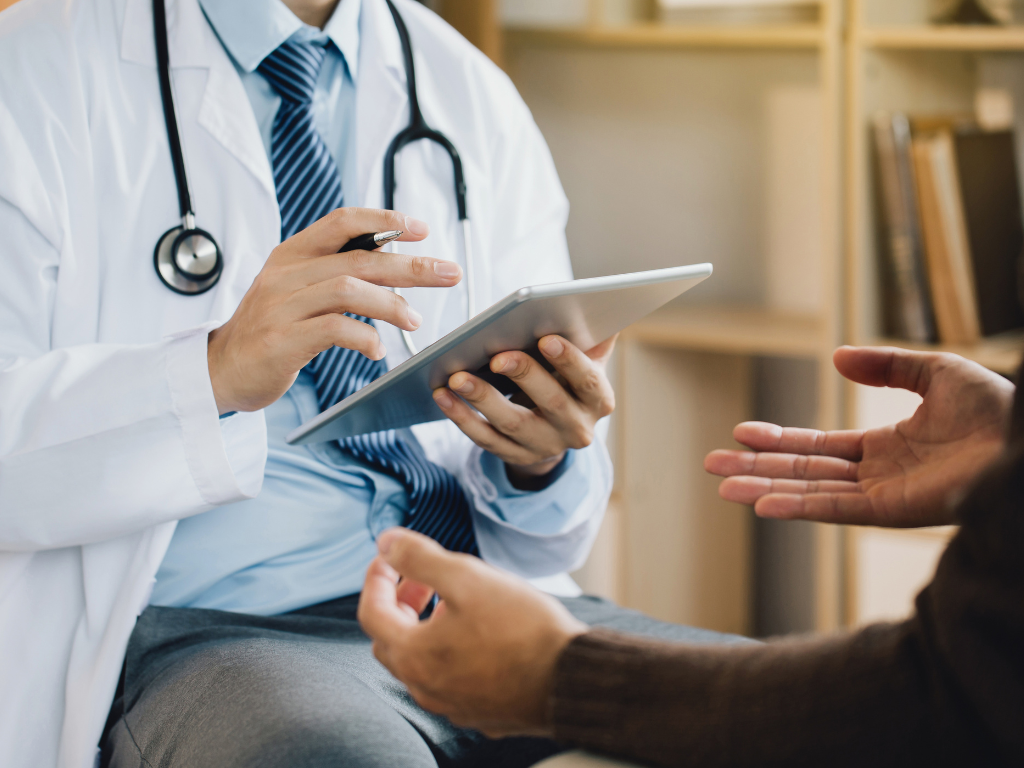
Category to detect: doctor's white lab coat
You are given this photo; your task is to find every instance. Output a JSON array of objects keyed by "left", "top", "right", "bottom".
[{"left": 0, "top": 0, "right": 612, "bottom": 765}]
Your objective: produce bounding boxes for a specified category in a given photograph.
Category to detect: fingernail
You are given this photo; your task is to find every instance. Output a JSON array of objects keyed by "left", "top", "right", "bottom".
[
  {"left": 408, "top": 307, "right": 423, "bottom": 329},
  {"left": 375, "top": 343, "right": 387, "bottom": 360},
  {"left": 541, "top": 337, "right": 564, "bottom": 357},
  {"left": 405, "top": 216, "right": 430, "bottom": 237},
  {"left": 433, "top": 261, "right": 461, "bottom": 279},
  {"left": 378, "top": 528, "right": 401, "bottom": 554},
  {"left": 452, "top": 377, "right": 473, "bottom": 395},
  {"left": 434, "top": 389, "right": 454, "bottom": 409},
  {"left": 494, "top": 355, "right": 514, "bottom": 374}
]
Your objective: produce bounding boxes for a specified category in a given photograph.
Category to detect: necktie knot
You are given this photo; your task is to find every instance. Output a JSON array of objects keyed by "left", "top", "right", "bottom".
[{"left": 258, "top": 40, "right": 327, "bottom": 105}]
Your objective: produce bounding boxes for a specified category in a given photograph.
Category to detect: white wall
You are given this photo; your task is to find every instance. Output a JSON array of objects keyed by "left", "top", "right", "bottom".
[{"left": 507, "top": 46, "right": 819, "bottom": 307}]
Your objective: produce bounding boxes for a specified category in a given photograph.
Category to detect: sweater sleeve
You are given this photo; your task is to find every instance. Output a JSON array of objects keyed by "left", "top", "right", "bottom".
[{"left": 550, "top": 442, "right": 1024, "bottom": 768}]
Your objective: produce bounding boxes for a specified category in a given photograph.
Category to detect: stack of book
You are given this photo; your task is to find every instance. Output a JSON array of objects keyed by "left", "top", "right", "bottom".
[{"left": 873, "top": 113, "right": 1024, "bottom": 344}]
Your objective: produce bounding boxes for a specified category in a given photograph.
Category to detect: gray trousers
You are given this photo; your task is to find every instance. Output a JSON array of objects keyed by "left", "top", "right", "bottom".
[{"left": 102, "top": 594, "right": 748, "bottom": 768}]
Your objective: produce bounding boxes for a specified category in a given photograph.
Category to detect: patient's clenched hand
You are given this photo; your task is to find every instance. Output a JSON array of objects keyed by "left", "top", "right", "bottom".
[
  {"left": 705, "top": 346, "right": 1015, "bottom": 528},
  {"left": 357, "top": 528, "right": 586, "bottom": 737}
]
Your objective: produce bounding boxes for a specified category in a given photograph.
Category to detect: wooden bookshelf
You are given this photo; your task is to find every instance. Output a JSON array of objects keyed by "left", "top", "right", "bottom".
[
  {"left": 506, "top": 23, "right": 826, "bottom": 50},
  {"left": 845, "top": 3, "right": 1024, "bottom": 380},
  {"left": 860, "top": 24, "right": 1024, "bottom": 51},
  {"left": 845, "top": 524, "right": 957, "bottom": 625},
  {"left": 623, "top": 305, "right": 823, "bottom": 359},
  {"left": 872, "top": 334, "right": 1024, "bottom": 376},
  {"left": 439, "top": 0, "right": 504, "bottom": 65},
  {"left": 509, "top": 0, "right": 1024, "bottom": 635},
  {"left": 844, "top": 0, "right": 1024, "bottom": 625}
]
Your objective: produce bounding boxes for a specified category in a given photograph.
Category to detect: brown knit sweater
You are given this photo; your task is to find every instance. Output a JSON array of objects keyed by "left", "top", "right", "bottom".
[{"left": 551, "top": 367, "right": 1024, "bottom": 767}]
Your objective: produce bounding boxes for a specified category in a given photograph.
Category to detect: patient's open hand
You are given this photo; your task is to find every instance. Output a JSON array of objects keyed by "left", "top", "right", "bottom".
[
  {"left": 705, "top": 346, "right": 1015, "bottom": 528},
  {"left": 357, "top": 528, "right": 586, "bottom": 737}
]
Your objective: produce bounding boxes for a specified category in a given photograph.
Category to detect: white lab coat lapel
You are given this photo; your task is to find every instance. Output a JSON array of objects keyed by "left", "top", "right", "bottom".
[
  {"left": 355, "top": 0, "right": 408, "bottom": 209},
  {"left": 194, "top": 46, "right": 280, "bottom": 322},
  {"left": 197, "top": 64, "right": 276, "bottom": 200},
  {"left": 121, "top": 0, "right": 274, "bottom": 198},
  {"left": 120, "top": 0, "right": 279, "bottom": 326}
]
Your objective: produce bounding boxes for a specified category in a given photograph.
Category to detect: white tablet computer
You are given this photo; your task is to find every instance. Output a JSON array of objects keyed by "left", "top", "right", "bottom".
[{"left": 287, "top": 262, "right": 712, "bottom": 445}]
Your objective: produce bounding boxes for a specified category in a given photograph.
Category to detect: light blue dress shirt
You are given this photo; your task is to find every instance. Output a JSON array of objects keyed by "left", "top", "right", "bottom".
[{"left": 151, "top": 0, "right": 590, "bottom": 615}]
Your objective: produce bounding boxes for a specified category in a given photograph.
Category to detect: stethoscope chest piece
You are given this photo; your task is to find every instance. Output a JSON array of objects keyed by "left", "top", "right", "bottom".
[
  {"left": 154, "top": 221, "right": 223, "bottom": 295},
  {"left": 152, "top": 0, "right": 223, "bottom": 297}
]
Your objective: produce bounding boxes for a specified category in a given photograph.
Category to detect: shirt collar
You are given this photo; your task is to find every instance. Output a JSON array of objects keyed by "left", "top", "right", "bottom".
[{"left": 198, "top": 0, "right": 361, "bottom": 79}]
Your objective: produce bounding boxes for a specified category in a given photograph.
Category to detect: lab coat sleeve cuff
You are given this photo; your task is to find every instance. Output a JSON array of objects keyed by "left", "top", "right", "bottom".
[
  {"left": 463, "top": 436, "right": 613, "bottom": 579},
  {"left": 479, "top": 450, "right": 574, "bottom": 497},
  {"left": 165, "top": 325, "right": 267, "bottom": 505}
]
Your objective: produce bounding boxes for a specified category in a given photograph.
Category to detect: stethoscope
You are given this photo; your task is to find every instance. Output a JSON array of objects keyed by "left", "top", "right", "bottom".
[{"left": 152, "top": 0, "right": 474, "bottom": 356}]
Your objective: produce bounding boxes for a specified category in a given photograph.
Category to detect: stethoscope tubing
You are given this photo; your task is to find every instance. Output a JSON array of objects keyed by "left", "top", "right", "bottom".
[
  {"left": 154, "top": 0, "right": 475, "bottom": 336},
  {"left": 153, "top": 0, "right": 193, "bottom": 222},
  {"left": 382, "top": 0, "right": 475, "bottom": 357}
]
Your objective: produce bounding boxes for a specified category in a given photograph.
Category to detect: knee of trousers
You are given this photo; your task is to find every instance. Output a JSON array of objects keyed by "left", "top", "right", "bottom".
[{"left": 110, "top": 639, "right": 439, "bottom": 768}]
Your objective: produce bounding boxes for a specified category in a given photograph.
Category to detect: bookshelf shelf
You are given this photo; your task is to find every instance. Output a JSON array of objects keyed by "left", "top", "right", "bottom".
[
  {"left": 859, "top": 25, "right": 1024, "bottom": 51},
  {"left": 623, "top": 305, "right": 824, "bottom": 359},
  {"left": 505, "top": 24, "right": 826, "bottom": 51},
  {"left": 872, "top": 334, "right": 1024, "bottom": 376},
  {"left": 883, "top": 526, "right": 959, "bottom": 541}
]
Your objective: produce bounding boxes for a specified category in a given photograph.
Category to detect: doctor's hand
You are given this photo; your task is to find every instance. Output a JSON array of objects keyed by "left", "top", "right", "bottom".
[
  {"left": 432, "top": 335, "right": 617, "bottom": 488},
  {"left": 705, "top": 346, "right": 1015, "bottom": 528},
  {"left": 357, "top": 528, "right": 586, "bottom": 738},
  {"left": 207, "top": 208, "right": 462, "bottom": 414}
]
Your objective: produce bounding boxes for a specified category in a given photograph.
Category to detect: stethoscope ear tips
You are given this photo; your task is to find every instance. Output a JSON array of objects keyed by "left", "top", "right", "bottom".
[{"left": 154, "top": 224, "right": 223, "bottom": 295}]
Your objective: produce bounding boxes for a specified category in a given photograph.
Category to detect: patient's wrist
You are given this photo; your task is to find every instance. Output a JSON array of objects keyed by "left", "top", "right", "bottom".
[{"left": 533, "top": 622, "right": 589, "bottom": 733}]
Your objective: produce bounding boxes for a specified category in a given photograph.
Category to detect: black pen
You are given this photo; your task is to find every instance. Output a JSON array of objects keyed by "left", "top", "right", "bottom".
[{"left": 339, "top": 230, "right": 403, "bottom": 253}]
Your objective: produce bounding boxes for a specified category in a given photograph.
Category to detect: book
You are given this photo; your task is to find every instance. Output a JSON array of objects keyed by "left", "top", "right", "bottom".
[
  {"left": 954, "top": 129, "right": 1024, "bottom": 336},
  {"left": 911, "top": 130, "right": 982, "bottom": 344},
  {"left": 932, "top": 0, "right": 1013, "bottom": 25},
  {"left": 872, "top": 113, "right": 936, "bottom": 342}
]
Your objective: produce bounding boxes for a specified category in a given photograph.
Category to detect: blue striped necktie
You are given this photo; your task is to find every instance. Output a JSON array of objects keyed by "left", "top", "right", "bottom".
[{"left": 259, "top": 40, "right": 479, "bottom": 555}]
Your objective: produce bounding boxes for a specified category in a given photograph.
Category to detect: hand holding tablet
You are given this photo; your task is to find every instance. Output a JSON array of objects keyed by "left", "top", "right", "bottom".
[
  {"left": 287, "top": 263, "right": 713, "bottom": 447},
  {"left": 435, "top": 333, "right": 619, "bottom": 485}
]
